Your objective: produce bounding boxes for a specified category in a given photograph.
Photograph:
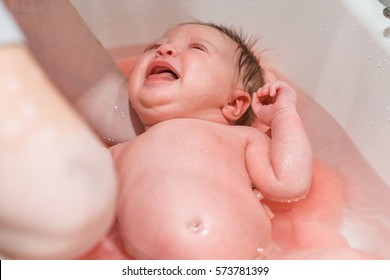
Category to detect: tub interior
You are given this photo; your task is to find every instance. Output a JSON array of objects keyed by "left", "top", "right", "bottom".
[
  {"left": 69, "top": 0, "right": 390, "bottom": 258},
  {"left": 71, "top": 0, "right": 390, "bottom": 187}
]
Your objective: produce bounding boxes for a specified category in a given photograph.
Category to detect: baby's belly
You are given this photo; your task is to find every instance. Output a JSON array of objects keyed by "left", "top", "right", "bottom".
[
  {"left": 117, "top": 171, "right": 271, "bottom": 259},
  {"left": 112, "top": 119, "right": 271, "bottom": 259}
]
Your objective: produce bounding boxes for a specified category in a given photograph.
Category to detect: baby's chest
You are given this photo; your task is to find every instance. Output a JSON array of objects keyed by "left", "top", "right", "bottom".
[
  {"left": 128, "top": 123, "right": 250, "bottom": 173},
  {"left": 146, "top": 124, "right": 247, "bottom": 157}
]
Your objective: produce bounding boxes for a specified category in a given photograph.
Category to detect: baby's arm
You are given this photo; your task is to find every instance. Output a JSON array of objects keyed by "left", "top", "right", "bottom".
[
  {"left": 5, "top": 0, "right": 143, "bottom": 144},
  {"left": 246, "top": 81, "right": 312, "bottom": 201}
]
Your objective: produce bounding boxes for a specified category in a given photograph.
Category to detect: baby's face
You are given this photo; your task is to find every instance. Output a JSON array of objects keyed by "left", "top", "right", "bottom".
[{"left": 128, "top": 24, "right": 240, "bottom": 127}]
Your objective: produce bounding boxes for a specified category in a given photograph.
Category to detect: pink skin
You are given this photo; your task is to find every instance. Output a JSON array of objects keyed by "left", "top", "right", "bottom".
[
  {"left": 252, "top": 81, "right": 297, "bottom": 126},
  {"left": 127, "top": 24, "right": 243, "bottom": 129},
  {"left": 108, "top": 24, "right": 313, "bottom": 259},
  {"left": 0, "top": 45, "right": 116, "bottom": 259},
  {"left": 82, "top": 38, "right": 377, "bottom": 260}
]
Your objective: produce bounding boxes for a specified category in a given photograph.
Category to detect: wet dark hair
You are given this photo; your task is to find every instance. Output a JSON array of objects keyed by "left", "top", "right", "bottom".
[{"left": 181, "top": 21, "right": 266, "bottom": 125}]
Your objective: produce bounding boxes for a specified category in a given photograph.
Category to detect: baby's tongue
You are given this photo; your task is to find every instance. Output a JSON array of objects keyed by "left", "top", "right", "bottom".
[{"left": 150, "top": 71, "right": 177, "bottom": 81}]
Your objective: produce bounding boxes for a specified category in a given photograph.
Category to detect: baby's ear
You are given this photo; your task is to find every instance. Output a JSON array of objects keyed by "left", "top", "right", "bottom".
[{"left": 222, "top": 89, "right": 251, "bottom": 122}]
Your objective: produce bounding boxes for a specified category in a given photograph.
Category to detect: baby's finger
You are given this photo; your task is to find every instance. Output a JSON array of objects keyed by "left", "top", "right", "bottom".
[
  {"left": 268, "top": 81, "right": 282, "bottom": 97},
  {"left": 258, "top": 83, "right": 271, "bottom": 96},
  {"left": 252, "top": 91, "right": 264, "bottom": 109}
]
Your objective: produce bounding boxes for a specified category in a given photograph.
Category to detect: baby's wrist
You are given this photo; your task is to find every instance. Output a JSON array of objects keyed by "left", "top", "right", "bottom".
[{"left": 270, "top": 107, "right": 299, "bottom": 123}]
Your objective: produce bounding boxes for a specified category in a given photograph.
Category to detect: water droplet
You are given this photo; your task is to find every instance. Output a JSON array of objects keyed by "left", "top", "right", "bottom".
[
  {"left": 252, "top": 188, "right": 264, "bottom": 200},
  {"left": 121, "top": 112, "right": 126, "bottom": 119},
  {"left": 114, "top": 105, "right": 119, "bottom": 113},
  {"left": 102, "top": 136, "right": 115, "bottom": 143},
  {"left": 257, "top": 247, "right": 264, "bottom": 254}
]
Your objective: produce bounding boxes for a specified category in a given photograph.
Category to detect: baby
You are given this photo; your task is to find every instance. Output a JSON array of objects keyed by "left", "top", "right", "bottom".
[
  {"left": 4, "top": 1, "right": 383, "bottom": 260},
  {"left": 110, "top": 22, "right": 313, "bottom": 259}
]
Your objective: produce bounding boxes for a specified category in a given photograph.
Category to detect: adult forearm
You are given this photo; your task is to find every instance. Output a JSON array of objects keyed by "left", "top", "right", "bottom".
[
  {"left": 5, "top": 0, "right": 140, "bottom": 142},
  {"left": 5, "top": 0, "right": 116, "bottom": 99},
  {"left": 0, "top": 44, "right": 117, "bottom": 259}
]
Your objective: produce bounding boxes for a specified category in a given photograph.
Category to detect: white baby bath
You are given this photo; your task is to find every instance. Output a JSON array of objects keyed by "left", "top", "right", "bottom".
[
  {"left": 70, "top": 0, "right": 390, "bottom": 258},
  {"left": 71, "top": 0, "right": 390, "bottom": 186}
]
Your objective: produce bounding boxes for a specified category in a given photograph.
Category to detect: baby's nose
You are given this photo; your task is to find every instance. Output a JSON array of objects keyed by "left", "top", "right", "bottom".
[{"left": 156, "top": 44, "right": 177, "bottom": 57}]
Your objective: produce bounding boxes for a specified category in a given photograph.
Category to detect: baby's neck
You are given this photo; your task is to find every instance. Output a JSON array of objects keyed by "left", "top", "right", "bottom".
[{"left": 142, "top": 115, "right": 231, "bottom": 131}]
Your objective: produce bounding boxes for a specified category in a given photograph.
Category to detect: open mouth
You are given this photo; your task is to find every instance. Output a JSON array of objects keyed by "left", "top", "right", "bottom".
[{"left": 146, "top": 62, "right": 180, "bottom": 81}]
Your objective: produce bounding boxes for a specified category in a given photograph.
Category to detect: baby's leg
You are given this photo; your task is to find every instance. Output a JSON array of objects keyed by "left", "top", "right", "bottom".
[{"left": 0, "top": 45, "right": 117, "bottom": 259}]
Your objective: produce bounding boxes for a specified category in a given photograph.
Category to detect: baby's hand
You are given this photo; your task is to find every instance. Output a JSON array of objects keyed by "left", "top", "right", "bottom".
[{"left": 251, "top": 81, "right": 297, "bottom": 126}]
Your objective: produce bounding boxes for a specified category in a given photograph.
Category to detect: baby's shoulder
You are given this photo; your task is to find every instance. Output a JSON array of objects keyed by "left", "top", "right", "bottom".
[
  {"left": 208, "top": 121, "right": 266, "bottom": 140},
  {"left": 145, "top": 119, "right": 268, "bottom": 143},
  {"left": 230, "top": 125, "right": 269, "bottom": 141}
]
